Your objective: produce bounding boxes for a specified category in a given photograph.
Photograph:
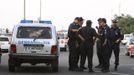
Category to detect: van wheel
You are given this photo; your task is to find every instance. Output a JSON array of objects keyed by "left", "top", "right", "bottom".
[
  {"left": 8, "top": 59, "right": 15, "bottom": 72},
  {"left": 51, "top": 59, "right": 59, "bottom": 72},
  {"left": 16, "top": 63, "right": 21, "bottom": 67}
]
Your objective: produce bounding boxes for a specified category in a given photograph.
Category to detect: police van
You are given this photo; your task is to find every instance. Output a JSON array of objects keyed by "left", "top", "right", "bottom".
[{"left": 9, "top": 20, "right": 59, "bottom": 72}]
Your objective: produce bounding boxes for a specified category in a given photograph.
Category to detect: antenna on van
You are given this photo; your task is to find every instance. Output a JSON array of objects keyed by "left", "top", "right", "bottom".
[
  {"left": 39, "top": 0, "right": 42, "bottom": 21},
  {"left": 24, "top": 0, "right": 26, "bottom": 20},
  {"left": 23, "top": 0, "right": 43, "bottom": 21}
]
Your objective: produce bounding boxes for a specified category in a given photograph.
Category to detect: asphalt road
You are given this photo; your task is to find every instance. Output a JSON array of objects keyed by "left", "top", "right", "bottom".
[{"left": 0, "top": 45, "right": 134, "bottom": 75}]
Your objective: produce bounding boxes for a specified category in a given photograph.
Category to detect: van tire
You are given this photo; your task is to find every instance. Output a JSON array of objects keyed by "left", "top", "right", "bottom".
[
  {"left": 51, "top": 59, "right": 59, "bottom": 72},
  {"left": 8, "top": 59, "right": 15, "bottom": 72},
  {"left": 16, "top": 63, "right": 21, "bottom": 67}
]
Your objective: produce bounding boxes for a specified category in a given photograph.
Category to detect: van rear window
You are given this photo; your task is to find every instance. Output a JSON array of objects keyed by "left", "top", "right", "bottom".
[{"left": 17, "top": 26, "right": 52, "bottom": 39}]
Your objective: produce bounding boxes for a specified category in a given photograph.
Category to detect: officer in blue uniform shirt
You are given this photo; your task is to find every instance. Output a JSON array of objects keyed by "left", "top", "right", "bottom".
[
  {"left": 109, "top": 19, "right": 124, "bottom": 71},
  {"left": 68, "top": 17, "right": 82, "bottom": 71},
  {"left": 95, "top": 18, "right": 103, "bottom": 68},
  {"left": 99, "top": 18, "right": 111, "bottom": 72}
]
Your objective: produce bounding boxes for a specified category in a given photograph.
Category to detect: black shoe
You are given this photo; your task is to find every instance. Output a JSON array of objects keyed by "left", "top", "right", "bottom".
[
  {"left": 115, "top": 65, "right": 118, "bottom": 68},
  {"left": 69, "top": 68, "right": 77, "bottom": 71},
  {"left": 98, "top": 65, "right": 103, "bottom": 68},
  {"left": 68, "top": 68, "right": 74, "bottom": 71},
  {"left": 75, "top": 67, "right": 80, "bottom": 71},
  {"left": 101, "top": 68, "right": 104, "bottom": 71},
  {"left": 114, "top": 68, "right": 118, "bottom": 71},
  {"left": 88, "top": 69, "right": 94, "bottom": 73},
  {"left": 114, "top": 65, "right": 118, "bottom": 71},
  {"left": 78, "top": 68, "right": 84, "bottom": 72},
  {"left": 95, "top": 65, "right": 102, "bottom": 68},
  {"left": 82, "top": 67, "right": 87, "bottom": 70},
  {"left": 102, "top": 69, "right": 110, "bottom": 73}
]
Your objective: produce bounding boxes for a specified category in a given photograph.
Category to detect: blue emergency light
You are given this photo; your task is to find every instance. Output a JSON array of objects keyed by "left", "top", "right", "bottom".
[
  {"left": 20, "top": 20, "right": 33, "bottom": 23},
  {"left": 20, "top": 20, "right": 52, "bottom": 24},
  {"left": 39, "top": 20, "right": 52, "bottom": 24}
]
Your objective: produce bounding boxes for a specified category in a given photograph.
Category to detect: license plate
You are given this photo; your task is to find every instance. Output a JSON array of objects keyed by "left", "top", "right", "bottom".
[{"left": 24, "top": 47, "right": 43, "bottom": 51}]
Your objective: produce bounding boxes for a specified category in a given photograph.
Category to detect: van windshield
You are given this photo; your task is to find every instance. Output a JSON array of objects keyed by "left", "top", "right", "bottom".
[{"left": 17, "top": 26, "right": 52, "bottom": 39}]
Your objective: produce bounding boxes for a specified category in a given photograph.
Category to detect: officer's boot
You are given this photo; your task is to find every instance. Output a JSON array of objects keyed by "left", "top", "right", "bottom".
[
  {"left": 88, "top": 68, "right": 94, "bottom": 73},
  {"left": 95, "top": 64, "right": 101, "bottom": 68},
  {"left": 102, "top": 67, "right": 110, "bottom": 73},
  {"left": 114, "top": 65, "right": 118, "bottom": 71}
]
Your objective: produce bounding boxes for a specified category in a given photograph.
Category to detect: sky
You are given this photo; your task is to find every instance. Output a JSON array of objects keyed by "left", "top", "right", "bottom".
[{"left": 0, "top": 0, "right": 134, "bottom": 31}]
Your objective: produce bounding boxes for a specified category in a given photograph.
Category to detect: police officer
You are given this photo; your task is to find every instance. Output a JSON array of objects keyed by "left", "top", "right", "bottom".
[
  {"left": 109, "top": 20, "right": 124, "bottom": 71},
  {"left": 95, "top": 18, "right": 103, "bottom": 68},
  {"left": 68, "top": 17, "right": 81, "bottom": 71},
  {"left": 75, "top": 17, "right": 85, "bottom": 69},
  {"left": 78, "top": 20, "right": 97, "bottom": 72},
  {"left": 99, "top": 18, "right": 111, "bottom": 72}
]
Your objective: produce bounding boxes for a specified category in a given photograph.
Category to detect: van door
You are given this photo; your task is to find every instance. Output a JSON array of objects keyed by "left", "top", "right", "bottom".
[{"left": 15, "top": 26, "right": 53, "bottom": 54}]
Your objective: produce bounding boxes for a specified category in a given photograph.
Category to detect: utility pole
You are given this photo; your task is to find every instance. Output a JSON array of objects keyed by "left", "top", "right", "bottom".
[
  {"left": 39, "top": 0, "right": 42, "bottom": 21},
  {"left": 118, "top": 1, "right": 121, "bottom": 16},
  {"left": 24, "top": 0, "right": 26, "bottom": 20}
]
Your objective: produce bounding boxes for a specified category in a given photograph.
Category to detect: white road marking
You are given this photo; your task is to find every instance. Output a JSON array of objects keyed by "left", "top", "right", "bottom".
[{"left": 111, "top": 72, "right": 130, "bottom": 75}]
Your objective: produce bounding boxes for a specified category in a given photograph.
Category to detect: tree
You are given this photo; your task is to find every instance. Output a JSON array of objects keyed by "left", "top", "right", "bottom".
[{"left": 114, "top": 14, "right": 134, "bottom": 34}]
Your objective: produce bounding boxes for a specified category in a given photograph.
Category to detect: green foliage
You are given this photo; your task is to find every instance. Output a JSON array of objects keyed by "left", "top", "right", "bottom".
[{"left": 114, "top": 14, "right": 134, "bottom": 34}]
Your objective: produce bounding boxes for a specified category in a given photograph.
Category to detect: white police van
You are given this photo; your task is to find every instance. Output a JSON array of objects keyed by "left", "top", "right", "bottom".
[{"left": 9, "top": 20, "right": 59, "bottom": 72}]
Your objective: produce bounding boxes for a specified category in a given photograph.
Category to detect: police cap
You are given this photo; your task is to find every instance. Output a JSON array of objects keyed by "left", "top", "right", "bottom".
[{"left": 112, "top": 19, "right": 117, "bottom": 23}]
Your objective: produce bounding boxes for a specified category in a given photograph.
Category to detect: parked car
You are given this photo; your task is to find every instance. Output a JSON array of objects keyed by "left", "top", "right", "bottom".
[
  {"left": 121, "top": 34, "right": 131, "bottom": 45},
  {"left": 57, "top": 31, "right": 68, "bottom": 51},
  {"left": 125, "top": 37, "right": 134, "bottom": 58},
  {"left": 0, "top": 36, "right": 10, "bottom": 53}
]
